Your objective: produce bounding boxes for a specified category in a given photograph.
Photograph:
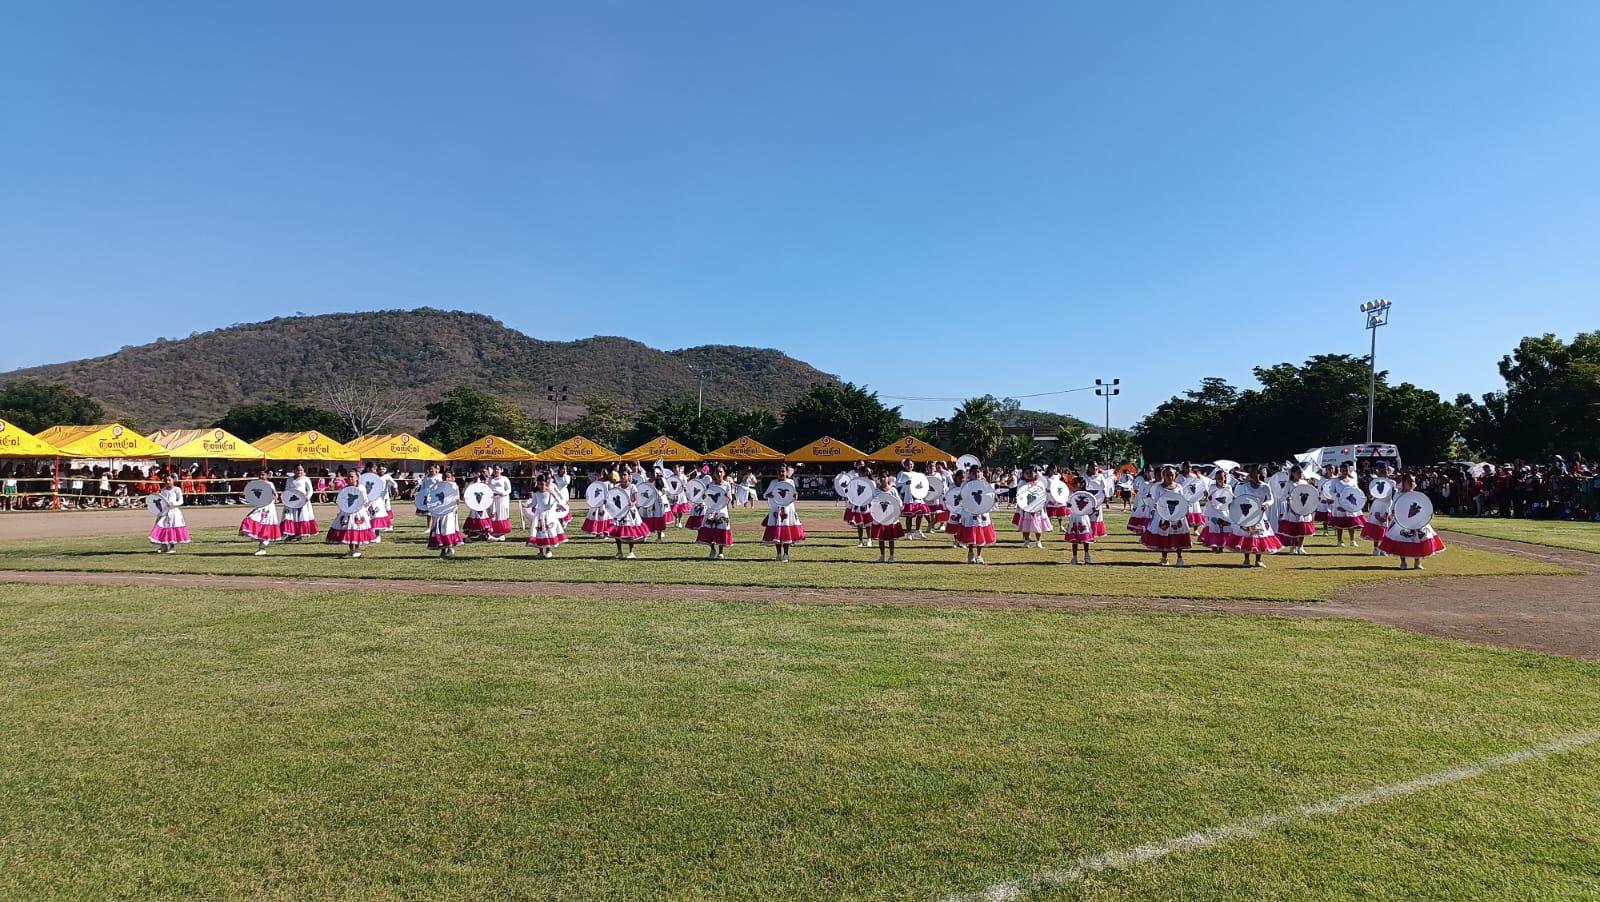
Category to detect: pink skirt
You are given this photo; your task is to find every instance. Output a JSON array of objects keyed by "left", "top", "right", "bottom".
[
  {"left": 902, "top": 502, "right": 929, "bottom": 516},
  {"left": 239, "top": 518, "right": 281, "bottom": 541},
  {"left": 1126, "top": 516, "right": 1150, "bottom": 533},
  {"left": 1327, "top": 513, "right": 1367, "bottom": 530},
  {"left": 685, "top": 514, "right": 704, "bottom": 530},
  {"left": 762, "top": 524, "right": 806, "bottom": 543},
  {"left": 326, "top": 526, "right": 378, "bottom": 545},
  {"left": 932, "top": 507, "right": 951, "bottom": 524},
  {"left": 643, "top": 515, "right": 668, "bottom": 532},
  {"left": 149, "top": 525, "right": 191, "bottom": 544},
  {"left": 527, "top": 532, "right": 567, "bottom": 548},
  {"left": 1361, "top": 520, "right": 1387, "bottom": 542},
  {"left": 1379, "top": 534, "right": 1446, "bottom": 558},
  {"left": 581, "top": 515, "right": 614, "bottom": 535},
  {"left": 1199, "top": 526, "right": 1231, "bottom": 548},
  {"left": 1140, "top": 531, "right": 1192, "bottom": 551},
  {"left": 1093, "top": 520, "right": 1107, "bottom": 538},
  {"left": 1014, "top": 511, "right": 1052, "bottom": 533},
  {"left": 1063, "top": 525, "right": 1095, "bottom": 543},
  {"left": 488, "top": 518, "right": 513, "bottom": 537},
  {"left": 372, "top": 513, "right": 394, "bottom": 530},
  {"left": 1276, "top": 519, "right": 1315, "bottom": 538},
  {"left": 671, "top": 502, "right": 692, "bottom": 516},
  {"left": 697, "top": 526, "right": 733, "bottom": 546},
  {"left": 870, "top": 522, "right": 905, "bottom": 541},
  {"left": 1314, "top": 510, "right": 1329, "bottom": 523},
  {"left": 1236, "top": 533, "right": 1282, "bottom": 554},
  {"left": 610, "top": 522, "right": 651, "bottom": 541},
  {"left": 464, "top": 513, "right": 492, "bottom": 534},
  {"left": 560, "top": 511, "right": 573, "bottom": 524},
  {"left": 429, "top": 530, "right": 464, "bottom": 548},
  {"left": 280, "top": 518, "right": 318, "bottom": 537},
  {"left": 1045, "top": 504, "right": 1070, "bottom": 518},
  {"left": 1186, "top": 512, "right": 1205, "bottom": 525},
  {"left": 964, "top": 524, "right": 997, "bottom": 547},
  {"left": 844, "top": 509, "right": 871, "bottom": 525}
]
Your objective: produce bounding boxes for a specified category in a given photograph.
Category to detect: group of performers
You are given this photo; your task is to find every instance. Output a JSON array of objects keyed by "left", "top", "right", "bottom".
[{"left": 145, "top": 454, "right": 1445, "bottom": 571}]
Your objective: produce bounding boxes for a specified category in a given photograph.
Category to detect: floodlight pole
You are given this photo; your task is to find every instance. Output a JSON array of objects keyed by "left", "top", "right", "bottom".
[
  {"left": 690, "top": 363, "right": 716, "bottom": 418},
  {"left": 1095, "top": 378, "right": 1120, "bottom": 436},
  {"left": 1359, "top": 300, "right": 1392, "bottom": 444},
  {"left": 546, "top": 384, "right": 569, "bottom": 429}
]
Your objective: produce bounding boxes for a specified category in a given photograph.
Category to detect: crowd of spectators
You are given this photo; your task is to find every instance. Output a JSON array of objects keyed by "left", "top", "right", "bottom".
[{"left": 1400, "top": 456, "right": 1597, "bottom": 521}]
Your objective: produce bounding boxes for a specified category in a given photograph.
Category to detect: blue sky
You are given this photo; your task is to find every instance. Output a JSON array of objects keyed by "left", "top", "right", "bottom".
[{"left": 3, "top": 2, "right": 1597, "bottom": 426}]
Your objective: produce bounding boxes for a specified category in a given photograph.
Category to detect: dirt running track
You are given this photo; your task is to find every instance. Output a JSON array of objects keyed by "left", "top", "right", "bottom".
[{"left": 1, "top": 532, "right": 1595, "bottom": 659}]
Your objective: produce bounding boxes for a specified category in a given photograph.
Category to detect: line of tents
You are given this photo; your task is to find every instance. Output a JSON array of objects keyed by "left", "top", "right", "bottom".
[{"left": 0, "top": 419, "right": 957, "bottom": 467}]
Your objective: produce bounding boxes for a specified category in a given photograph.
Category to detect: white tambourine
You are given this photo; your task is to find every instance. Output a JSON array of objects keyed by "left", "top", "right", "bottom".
[
  {"left": 1368, "top": 497, "right": 1393, "bottom": 523},
  {"left": 1153, "top": 490, "right": 1188, "bottom": 524},
  {"left": 463, "top": 481, "right": 494, "bottom": 513},
  {"left": 1047, "top": 478, "right": 1071, "bottom": 506},
  {"left": 941, "top": 485, "right": 961, "bottom": 514},
  {"left": 904, "top": 471, "right": 929, "bottom": 501},
  {"left": 1335, "top": 485, "right": 1367, "bottom": 515},
  {"left": 686, "top": 479, "right": 708, "bottom": 504},
  {"left": 243, "top": 479, "right": 275, "bottom": 509},
  {"left": 635, "top": 482, "right": 660, "bottom": 510},
  {"left": 1368, "top": 477, "right": 1395, "bottom": 501},
  {"left": 956, "top": 453, "right": 981, "bottom": 472},
  {"left": 1068, "top": 490, "right": 1097, "bottom": 515},
  {"left": 766, "top": 478, "right": 797, "bottom": 506},
  {"left": 604, "top": 487, "right": 630, "bottom": 518},
  {"left": 926, "top": 473, "right": 947, "bottom": 498},
  {"left": 359, "top": 472, "right": 387, "bottom": 501},
  {"left": 281, "top": 488, "right": 309, "bottom": 511},
  {"left": 585, "top": 481, "right": 608, "bottom": 508},
  {"left": 833, "top": 470, "right": 853, "bottom": 499},
  {"left": 425, "top": 483, "right": 460, "bottom": 518},
  {"left": 958, "top": 480, "right": 997, "bottom": 516},
  {"left": 1270, "top": 472, "right": 1292, "bottom": 497},
  {"left": 703, "top": 484, "right": 730, "bottom": 514},
  {"left": 336, "top": 485, "right": 368, "bottom": 516},
  {"left": 1015, "top": 481, "right": 1048, "bottom": 514},
  {"left": 144, "top": 493, "right": 166, "bottom": 515},
  {"left": 846, "top": 476, "right": 876, "bottom": 508},
  {"left": 1285, "top": 483, "right": 1320, "bottom": 518},
  {"left": 1181, "top": 476, "right": 1208, "bottom": 503},
  {"left": 662, "top": 472, "right": 685, "bottom": 497},
  {"left": 1229, "top": 494, "right": 1267, "bottom": 528},
  {"left": 1392, "top": 491, "right": 1434, "bottom": 531},
  {"left": 869, "top": 490, "right": 903, "bottom": 526}
]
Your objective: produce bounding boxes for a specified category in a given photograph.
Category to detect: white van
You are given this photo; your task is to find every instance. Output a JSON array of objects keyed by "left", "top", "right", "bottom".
[{"left": 1301, "top": 443, "right": 1402, "bottom": 473}]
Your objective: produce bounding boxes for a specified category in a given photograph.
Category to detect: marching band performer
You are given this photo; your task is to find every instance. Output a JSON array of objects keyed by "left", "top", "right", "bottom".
[
  {"left": 1183, "top": 463, "right": 1209, "bottom": 535},
  {"left": 762, "top": 464, "right": 805, "bottom": 562},
  {"left": 1378, "top": 473, "right": 1446, "bottom": 569},
  {"left": 1042, "top": 465, "right": 1069, "bottom": 530},
  {"left": 1011, "top": 465, "right": 1052, "bottom": 548},
  {"left": 1232, "top": 466, "right": 1282, "bottom": 567},
  {"left": 1089, "top": 464, "right": 1113, "bottom": 538},
  {"left": 281, "top": 464, "right": 318, "bottom": 541},
  {"left": 735, "top": 469, "right": 759, "bottom": 508},
  {"left": 1274, "top": 464, "right": 1317, "bottom": 555},
  {"left": 1063, "top": 492, "right": 1096, "bottom": 565},
  {"left": 872, "top": 471, "right": 905, "bottom": 563},
  {"left": 1361, "top": 462, "right": 1394, "bottom": 556},
  {"left": 324, "top": 475, "right": 378, "bottom": 558},
  {"left": 486, "top": 465, "right": 513, "bottom": 540},
  {"left": 428, "top": 471, "right": 464, "bottom": 559},
  {"left": 552, "top": 465, "right": 574, "bottom": 525},
  {"left": 414, "top": 464, "right": 440, "bottom": 519},
  {"left": 956, "top": 468, "right": 996, "bottom": 564},
  {"left": 149, "top": 473, "right": 190, "bottom": 553},
  {"left": 927, "top": 461, "right": 952, "bottom": 533},
  {"left": 1199, "top": 478, "right": 1234, "bottom": 551},
  {"left": 684, "top": 469, "right": 707, "bottom": 531},
  {"left": 525, "top": 473, "right": 567, "bottom": 558},
  {"left": 668, "top": 464, "right": 692, "bottom": 527},
  {"left": 1325, "top": 462, "right": 1367, "bottom": 547},
  {"left": 581, "top": 469, "right": 615, "bottom": 537},
  {"left": 1139, "top": 466, "right": 1191, "bottom": 566},
  {"left": 844, "top": 461, "right": 874, "bottom": 547},
  {"left": 239, "top": 466, "right": 282, "bottom": 555},
  {"left": 609, "top": 477, "right": 651, "bottom": 559},
  {"left": 696, "top": 464, "right": 734, "bottom": 560},
  {"left": 643, "top": 473, "right": 670, "bottom": 542},
  {"left": 1314, "top": 464, "right": 1335, "bottom": 526},
  {"left": 897, "top": 459, "right": 930, "bottom": 539}
]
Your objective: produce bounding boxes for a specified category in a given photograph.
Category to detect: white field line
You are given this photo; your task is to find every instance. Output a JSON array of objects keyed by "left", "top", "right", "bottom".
[{"left": 946, "top": 729, "right": 1600, "bottom": 902}]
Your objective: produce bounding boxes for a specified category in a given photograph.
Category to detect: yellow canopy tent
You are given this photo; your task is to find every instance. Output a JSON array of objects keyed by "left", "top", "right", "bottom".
[
  {"left": 538, "top": 435, "right": 617, "bottom": 464},
  {"left": 153, "top": 427, "right": 265, "bottom": 460},
  {"left": 35, "top": 423, "right": 161, "bottom": 458},
  {"left": 348, "top": 432, "right": 447, "bottom": 461},
  {"left": 868, "top": 435, "right": 956, "bottom": 464},
  {"left": 0, "top": 418, "right": 72, "bottom": 457},
  {"left": 786, "top": 435, "right": 869, "bottom": 464},
  {"left": 444, "top": 435, "right": 541, "bottom": 462},
  {"left": 618, "top": 435, "right": 702, "bottom": 462},
  {"left": 253, "top": 430, "right": 359, "bottom": 462},
  {"left": 704, "top": 435, "right": 786, "bottom": 462}
]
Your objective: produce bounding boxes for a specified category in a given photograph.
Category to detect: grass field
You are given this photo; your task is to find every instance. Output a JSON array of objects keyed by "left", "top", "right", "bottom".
[
  {"left": 1438, "top": 514, "right": 1600, "bottom": 555},
  {"left": 0, "top": 510, "right": 1567, "bottom": 603},
  {"left": 2, "top": 584, "right": 1598, "bottom": 899}
]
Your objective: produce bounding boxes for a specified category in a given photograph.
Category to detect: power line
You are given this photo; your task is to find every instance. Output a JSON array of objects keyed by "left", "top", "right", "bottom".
[{"left": 876, "top": 385, "right": 1098, "bottom": 403}]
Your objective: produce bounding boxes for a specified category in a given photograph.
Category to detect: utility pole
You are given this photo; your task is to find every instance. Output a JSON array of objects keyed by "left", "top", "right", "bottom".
[
  {"left": 546, "top": 384, "right": 569, "bottom": 429},
  {"left": 1359, "top": 299, "right": 1392, "bottom": 443},
  {"left": 689, "top": 362, "right": 716, "bottom": 418},
  {"left": 1095, "top": 378, "right": 1120, "bottom": 436}
]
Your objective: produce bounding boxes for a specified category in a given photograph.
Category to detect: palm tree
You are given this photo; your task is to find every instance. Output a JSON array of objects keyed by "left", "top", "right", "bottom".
[
  {"left": 951, "top": 397, "right": 1003, "bottom": 460},
  {"left": 1055, "top": 424, "right": 1093, "bottom": 467},
  {"left": 1094, "top": 430, "right": 1139, "bottom": 468}
]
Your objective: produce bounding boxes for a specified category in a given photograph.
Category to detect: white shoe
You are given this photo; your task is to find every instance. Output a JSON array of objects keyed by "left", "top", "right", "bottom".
[
  {"left": 254, "top": 549, "right": 267, "bottom": 556},
  {"left": 1084, "top": 554, "right": 1094, "bottom": 564},
  {"left": 976, "top": 556, "right": 986, "bottom": 564},
  {"left": 626, "top": 552, "right": 636, "bottom": 560},
  {"left": 351, "top": 551, "right": 361, "bottom": 559}
]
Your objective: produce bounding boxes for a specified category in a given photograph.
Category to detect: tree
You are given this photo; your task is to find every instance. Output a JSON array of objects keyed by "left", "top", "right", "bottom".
[
  {"left": 772, "top": 382, "right": 902, "bottom": 453},
  {"left": 418, "top": 386, "right": 539, "bottom": 453},
  {"left": 320, "top": 378, "right": 422, "bottom": 439},
  {"left": 1131, "top": 377, "right": 1238, "bottom": 462},
  {"left": 0, "top": 380, "right": 105, "bottom": 432},
  {"left": 993, "top": 435, "right": 1042, "bottom": 469},
  {"left": 568, "top": 394, "right": 632, "bottom": 449},
  {"left": 727, "top": 408, "right": 780, "bottom": 445},
  {"left": 950, "top": 397, "right": 1004, "bottom": 460},
  {"left": 1094, "top": 430, "right": 1140, "bottom": 468},
  {"left": 214, "top": 401, "right": 350, "bottom": 442},
  {"left": 1375, "top": 382, "right": 1463, "bottom": 463},
  {"left": 1054, "top": 424, "right": 1093, "bottom": 467},
  {"left": 1458, "top": 332, "right": 1600, "bottom": 460}
]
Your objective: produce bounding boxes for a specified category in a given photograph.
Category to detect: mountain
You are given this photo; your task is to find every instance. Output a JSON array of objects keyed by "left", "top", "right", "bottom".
[{"left": 0, "top": 309, "right": 838, "bottom": 429}]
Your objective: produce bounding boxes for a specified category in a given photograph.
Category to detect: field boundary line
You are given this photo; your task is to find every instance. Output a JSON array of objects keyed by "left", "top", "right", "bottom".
[{"left": 946, "top": 728, "right": 1600, "bottom": 902}]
